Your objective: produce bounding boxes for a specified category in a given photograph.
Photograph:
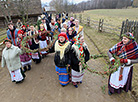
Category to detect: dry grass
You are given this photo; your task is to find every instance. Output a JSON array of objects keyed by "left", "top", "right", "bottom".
[{"left": 76, "top": 8, "right": 138, "bottom": 27}]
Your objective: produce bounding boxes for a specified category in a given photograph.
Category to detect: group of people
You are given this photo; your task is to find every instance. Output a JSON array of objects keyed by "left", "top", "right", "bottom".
[
  {"left": 1, "top": 12, "right": 138, "bottom": 96},
  {"left": 1, "top": 13, "right": 89, "bottom": 89}
]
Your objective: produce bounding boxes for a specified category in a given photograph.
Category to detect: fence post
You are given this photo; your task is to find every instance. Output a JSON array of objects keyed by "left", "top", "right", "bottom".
[
  {"left": 133, "top": 21, "right": 137, "bottom": 37},
  {"left": 74, "top": 14, "right": 77, "bottom": 19},
  {"left": 98, "top": 19, "right": 104, "bottom": 32},
  {"left": 79, "top": 14, "right": 82, "bottom": 23},
  {"left": 120, "top": 21, "right": 125, "bottom": 39},
  {"left": 87, "top": 17, "right": 90, "bottom": 27},
  {"left": 135, "top": 22, "right": 138, "bottom": 43},
  {"left": 124, "top": 19, "right": 129, "bottom": 33}
]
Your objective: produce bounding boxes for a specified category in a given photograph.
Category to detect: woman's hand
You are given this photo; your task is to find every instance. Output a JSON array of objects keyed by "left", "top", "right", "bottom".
[{"left": 79, "top": 62, "right": 81, "bottom": 66}]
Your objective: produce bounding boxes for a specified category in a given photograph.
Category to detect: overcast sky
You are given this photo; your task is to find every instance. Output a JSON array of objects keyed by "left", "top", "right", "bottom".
[{"left": 41, "top": 0, "right": 89, "bottom": 5}]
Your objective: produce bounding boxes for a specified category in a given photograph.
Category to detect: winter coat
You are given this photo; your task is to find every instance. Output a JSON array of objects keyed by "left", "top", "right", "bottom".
[
  {"left": 49, "top": 40, "right": 71, "bottom": 68},
  {"left": 1, "top": 45, "right": 23, "bottom": 71},
  {"left": 7, "top": 27, "right": 19, "bottom": 46}
]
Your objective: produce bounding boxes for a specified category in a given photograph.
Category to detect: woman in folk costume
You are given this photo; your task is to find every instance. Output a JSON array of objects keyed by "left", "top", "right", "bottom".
[
  {"left": 66, "top": 27, "right": 77, "bottom": 45},
  {"left": 28, "top": 26, "right": 41, "bottom": 64},
  {"left": 17, "top": 30, "right": 32, "bottom": 72},
  {"left": 73, "top": 19, "right": 84, "bottom": 36},
  {"left": 1, "top": 38, "right": 25, "bottom": 84},
  {"left": 49, "top": 32, "right": 71, "bottom": 87},
  {"left": 7, "top": 22, "right": 19, "bottom": 46},
  {"left": 20, "top": 25, "right": 27, "bottom": 37},
  {"left": 49, "top": 19, "right": 55, "bottom": 31},
  {"left": 71, "top": 34, "right": 90, "bottom": 88},
  {"left": 67, "top": 17, "right": 75, "bottom": 27},
  {"left": 51, "top": 23, "right": 61, "bottom": 40},
  {"left": 107, "top": 32, "right": 138, "bottom": 95},
  {"left": 38, "top": 24, "right": 49, "bottom": 58}
]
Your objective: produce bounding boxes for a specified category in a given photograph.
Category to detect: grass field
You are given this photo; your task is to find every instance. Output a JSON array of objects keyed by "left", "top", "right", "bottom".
[
  {"left": 74, "top": 8, "right": 138, "bottom": 31},
  {"left": 73, "top": 8, "right": 138, "bottom": 99}
]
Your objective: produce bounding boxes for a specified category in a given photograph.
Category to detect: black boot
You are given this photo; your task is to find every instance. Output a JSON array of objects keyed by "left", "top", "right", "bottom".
[
  {"left": 23, "top": 66, "right": 27, "bottom": 73},
  {"left": 28, "top": 65, "right": 31, "bottom": 71},
  {"left": 20, "top": 68, "right": 26, "bottom": 79},
  {"left": 42, "top": 54, "right": 45, "bottom": 59}
]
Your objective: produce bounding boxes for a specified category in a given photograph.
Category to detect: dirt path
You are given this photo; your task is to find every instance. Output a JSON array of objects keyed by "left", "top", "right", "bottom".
[{"left": 0, "top": 35, "right": 135, "bottom": 102}]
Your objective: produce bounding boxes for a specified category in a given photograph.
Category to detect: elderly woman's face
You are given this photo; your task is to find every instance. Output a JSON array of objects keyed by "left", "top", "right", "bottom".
[
  {"left": 5, "top": 42, "right": 12, "bottom": 48},
  {"left": 40, "top": 25, "right": 44, "bottom": 29},
  {"left": 122, "top": 36, "right": 130, "bottom": 45},
  {"left": 59, "top": 36, "right": 65, "bottom": 43},
  {"left": 68, "top": 28, "right": 72, "bottom": 35},
  {"left": 30, "top": 26, "right": 34, "bottom": 31},
  {"left": 63, "top": 24, "right": 67, "bottom": 28},
  {"left": 80, "top": 36, "right": 84, "bottom": 44}
]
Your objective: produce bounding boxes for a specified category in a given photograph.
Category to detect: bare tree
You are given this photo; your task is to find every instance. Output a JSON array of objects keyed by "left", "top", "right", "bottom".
[
  {"left": 50, "top": 0, "right": 73, "bottom": 13},
  {"left": 0, "top": 1, "right": 12, "bottom": 23}
]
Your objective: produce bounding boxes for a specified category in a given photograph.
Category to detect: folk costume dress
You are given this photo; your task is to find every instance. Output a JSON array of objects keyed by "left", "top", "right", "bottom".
[
  {"left": 28, "top": 30, "right": 41, "bottom": 64},
  {"left": 1, "top": 44, "right": 25, "bottom": 83},
  {"left": 38, "top": 28, "right": 49, "bottom": 57},
  {"left": 108, "top": 33, "right": 138, "bottom": 94},
  {"left": 71, "top": 40, "right": 90, "bottom": 87},
  {"left": 49, "top": 33, "right": 71, "bottom": 86},
  {"left": 17, "top": 31, "right": 32, "bottom": 71}
]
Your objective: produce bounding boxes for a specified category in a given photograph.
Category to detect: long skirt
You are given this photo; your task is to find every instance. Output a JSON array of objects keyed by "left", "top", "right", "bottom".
[
  {"left": 9, "top": 68, "right": 24, "bottom": 82},
  {"left": 39, "top": 40, "right": 48, "bottom": 55},
  {"left": 55, "top": 66, "right": 69, "bottom": 86},
  {"left": 108, "top": 65, "right": 133, "bottom": 94},
  {"left": 71, "top": 69, "right": 84, "bottom": 85},
  {"left": 21, "top": 60, "right": 32, "bottom": 67}
]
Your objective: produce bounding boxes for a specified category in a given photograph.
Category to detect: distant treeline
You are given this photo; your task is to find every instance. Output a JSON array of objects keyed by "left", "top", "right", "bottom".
[
  {"left": 49, "top": 0, "right": 137, "bottom": 13},
  {"left": 73, "top": 0, "right": 134, "bottom": 12}
]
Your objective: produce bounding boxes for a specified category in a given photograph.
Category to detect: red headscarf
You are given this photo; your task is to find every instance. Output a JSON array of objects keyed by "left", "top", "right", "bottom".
[
  {"left": 58, "top": 32, "right": 68, "bottom": 40},
  {"left": 22, "top": 25, "right": 26, "bottom": 28}
]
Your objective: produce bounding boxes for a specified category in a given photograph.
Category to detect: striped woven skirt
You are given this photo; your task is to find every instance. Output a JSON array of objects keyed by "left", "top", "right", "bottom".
[
  {"left": 71, "top": 69, "right": 84, "bottom": 85},
  {"left": 55, "top": 66, "right": 69, "bottom": 86}
]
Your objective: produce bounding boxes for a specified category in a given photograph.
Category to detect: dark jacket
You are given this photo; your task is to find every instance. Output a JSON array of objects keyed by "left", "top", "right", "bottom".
[
  {"left": 49, "top": 40, "right": 71, "bottom": 68},
  {"left": 71, "top": 45, "right": 90, "bottom": 72}
]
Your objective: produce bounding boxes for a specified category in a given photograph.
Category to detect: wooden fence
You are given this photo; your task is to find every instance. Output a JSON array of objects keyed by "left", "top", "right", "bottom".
[
  {"left": 70, "top": 14, "right": 138, "bottom": 42},
  {"left": 120, "top": 19, "right": 138, "bottom": 42},
  {"left": 0, "top": 30, "right": 7, "bottom": 43},
  {"left": 69, "top": 14, "right": 121, "bottom": 36},
  {"left": 0, "top": 30, "right": 7, "bottom": 61}
]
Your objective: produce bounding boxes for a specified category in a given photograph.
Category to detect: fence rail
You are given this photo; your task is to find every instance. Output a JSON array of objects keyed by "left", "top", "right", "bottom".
[
  {"left": 70, "top": 14, "right": 121, "bottom": 36},
  {"left": 0, "top": 31, "right": 7, "bottom": 43}
]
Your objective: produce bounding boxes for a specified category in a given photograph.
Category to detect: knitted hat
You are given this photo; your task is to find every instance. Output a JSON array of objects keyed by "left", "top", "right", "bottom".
[
  {"left": 3, "top": 38, "right": 12, "bottom": 44},
  {"left": 58, "top": 32, "right": 68, "bottom": 40},
  {"left": 18, "top": 29, "right": 23, "bottom": 34},
  {"left": 22, "top": 25, "right": 26, "bottom": 28},
  {"left": 122, "top": 32, "right": 135, "bottom": 40}
]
